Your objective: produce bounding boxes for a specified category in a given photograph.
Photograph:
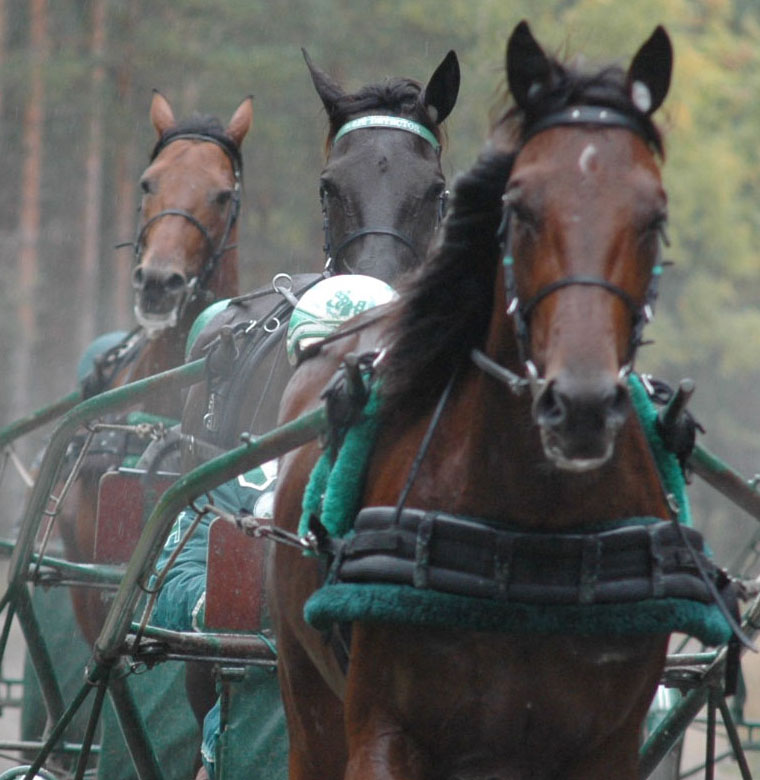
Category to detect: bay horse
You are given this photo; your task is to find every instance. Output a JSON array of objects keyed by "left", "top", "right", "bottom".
[
  {"left": 59, "top": 91, "right": 252, "bottom": 645},
  {"left": 270, "top": 23, "right": 695, "bottom": 779}
]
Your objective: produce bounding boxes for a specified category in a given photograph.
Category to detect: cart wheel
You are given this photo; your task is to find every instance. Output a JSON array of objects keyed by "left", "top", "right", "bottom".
[{"left": 0, "top": 768, "right": 59, "bottom": 780}]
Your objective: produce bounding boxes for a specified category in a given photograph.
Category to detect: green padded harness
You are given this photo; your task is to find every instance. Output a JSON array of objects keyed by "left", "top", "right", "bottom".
[{"left": 301, "top": 374, "right": 733, "bottom": 645}]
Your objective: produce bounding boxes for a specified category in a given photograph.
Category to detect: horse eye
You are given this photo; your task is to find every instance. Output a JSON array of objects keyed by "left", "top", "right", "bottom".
[
  {"left": 643, "top": 213, "right": 668, "bottom": 242},
  {"left": 215, "top": 189, "right": 232, "bottom": 206},
  {"left": 512, "top": 202, "right": 539, "bottom": 231}
]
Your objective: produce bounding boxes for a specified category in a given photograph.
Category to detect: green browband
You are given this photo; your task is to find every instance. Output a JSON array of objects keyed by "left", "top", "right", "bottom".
[{"left": 332, "top": 115, "right": 440, "bottom": 152}]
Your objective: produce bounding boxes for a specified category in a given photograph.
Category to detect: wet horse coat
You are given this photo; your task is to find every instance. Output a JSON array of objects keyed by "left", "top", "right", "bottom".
[
  {"left": 270, "top": 23, "right": 702, "bottom": 780},
  {"left": 59, "top": 92, "right": 253, "bottom": 646}
]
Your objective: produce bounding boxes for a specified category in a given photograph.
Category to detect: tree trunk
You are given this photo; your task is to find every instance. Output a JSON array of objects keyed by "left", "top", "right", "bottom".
[
  {"left": 113, "top": 1, "right": 139, "bottom": 329},
  {"left": 0, "top": 0, "right": 6, "bottom": 123},
  {"left": 15, "top": 0, "right": 48, "bottom": 414},
  {"left": 78, "top": 0, "right": 106, "bottom": 350}
]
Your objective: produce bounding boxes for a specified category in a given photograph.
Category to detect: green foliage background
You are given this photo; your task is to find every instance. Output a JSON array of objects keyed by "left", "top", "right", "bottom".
[{"left": 1, "top": 0, "right": 759, "bottom": 556}]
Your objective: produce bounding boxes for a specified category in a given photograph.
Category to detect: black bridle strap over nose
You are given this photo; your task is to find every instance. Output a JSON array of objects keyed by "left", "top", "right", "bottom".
[
  {"left": 331, "top": 227, "right": 420, "bottom": 260},
  {"left": 520, "top": 275, "right": 641, "bottom": 322},
  {"left": 134, "top": 208, "right": 218, "bottom": 260}
]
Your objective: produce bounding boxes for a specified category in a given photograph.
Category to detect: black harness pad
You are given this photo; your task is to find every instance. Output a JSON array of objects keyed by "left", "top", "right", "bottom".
[{"left": 324, "top": 507, "right": 737, "bottom": 611}]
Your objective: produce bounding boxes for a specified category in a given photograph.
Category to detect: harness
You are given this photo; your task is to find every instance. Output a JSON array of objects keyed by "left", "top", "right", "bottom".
[
  {"left": 320, "top": 115, "right": 448, "bottom": 272},
  {"left": 320, "top": 507, "right": 735, "bottom": 613},
  {"left": 190, "top": 274, "right": 325, "bottom": 447},
  {"left": 300, "top": 355, "right": 742, "bottom": 677}
]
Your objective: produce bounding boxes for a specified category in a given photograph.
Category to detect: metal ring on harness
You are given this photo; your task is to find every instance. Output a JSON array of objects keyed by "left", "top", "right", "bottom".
[{"left": 264, "top": 316, "right": 282, "bottom": 334}]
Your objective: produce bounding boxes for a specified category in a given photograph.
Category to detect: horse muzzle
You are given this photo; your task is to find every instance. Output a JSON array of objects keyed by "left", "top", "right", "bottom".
[
  {"left": 532, "top": 371, "right": 630, "bottom": 472},
  {"left": 132, "top": 264, "right": 190, "bottom": 335}
]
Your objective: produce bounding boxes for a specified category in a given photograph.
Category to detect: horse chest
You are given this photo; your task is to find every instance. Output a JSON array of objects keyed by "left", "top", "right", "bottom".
[{"left": 348, "top": 624, "right": 665, "bottom": 777}]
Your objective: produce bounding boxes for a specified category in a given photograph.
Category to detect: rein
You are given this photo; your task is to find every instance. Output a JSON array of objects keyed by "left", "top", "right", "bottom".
[
  {"left": 320, "top": 115, "right": 447, "bottom": 273},
  {"left": 128, "top": 131, "right": 243, "bottom": 316}
]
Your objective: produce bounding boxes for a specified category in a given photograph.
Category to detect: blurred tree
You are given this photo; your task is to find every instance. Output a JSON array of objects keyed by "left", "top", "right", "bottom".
[
  {"left": 14, "top": 0, "right": 47, "bottom": 414},
  {"left": 78, "top": 0, "right": 106, "bottom": 349},
  {"left": 111, "top": 2, "right": 139, "bottom": 329}
]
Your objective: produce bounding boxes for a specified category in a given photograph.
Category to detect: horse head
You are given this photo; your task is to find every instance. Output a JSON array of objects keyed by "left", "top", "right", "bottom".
[
  {"left": 132, "top": 91, "right": 252, "bottom": 336},
  {"left": 499, "top": 22, "right": 672, "bottom": 470},
  {"left": 304, "top": 49, "right": 460, "bottom": 283}
]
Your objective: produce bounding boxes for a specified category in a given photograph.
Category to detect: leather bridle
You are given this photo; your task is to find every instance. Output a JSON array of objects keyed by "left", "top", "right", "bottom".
[
  {"left": 129, "top": 131, "right": 243, "bottom": 312},
  {"left": 319, "top": 115, "right": 448, "bottom": 273},
  {"left": 493, "top": 105, "right": 667, "bottom": 390}
]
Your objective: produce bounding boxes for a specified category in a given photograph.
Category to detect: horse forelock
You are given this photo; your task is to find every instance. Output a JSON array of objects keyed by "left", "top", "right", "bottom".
[
  {"left": 324, "top": 78, "right": 443, "bottom": 151},
  {"left": 150, "top": 114, "right": 244, "bottom": 172}
]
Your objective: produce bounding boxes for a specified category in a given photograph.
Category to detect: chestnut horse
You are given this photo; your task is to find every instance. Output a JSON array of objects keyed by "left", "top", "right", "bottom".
[
  {"left": 59, "top": 92, "right": 252, "bottom": 645},
  {"left": 271, "top": 24, "right": 686, "bottom": 779}
]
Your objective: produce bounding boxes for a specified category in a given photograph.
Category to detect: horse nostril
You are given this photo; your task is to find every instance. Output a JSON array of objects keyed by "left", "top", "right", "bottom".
[
  {"left": 165, "top": 272, "right": 188, "bottom": 294},
  {"left": 534, "top": 381, "right": 567, "bottom": 429},
  {"left": 607, "top": 381, "right": 630, "bottom": 423},
  {"left": 132, "top": 266, "right": 145, "bottom": 290}
]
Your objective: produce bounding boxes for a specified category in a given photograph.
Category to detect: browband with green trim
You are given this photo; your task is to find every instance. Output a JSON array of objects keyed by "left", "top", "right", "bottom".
[{"left": 332, "top": 115, "right": 440, "bottom": 152}]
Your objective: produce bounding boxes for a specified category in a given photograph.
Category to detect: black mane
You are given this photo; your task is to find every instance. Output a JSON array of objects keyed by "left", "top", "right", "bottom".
[
  {"left": 325, "top": 78, "right": 442, "bottom": 148},
  {"left": 150, "top": 114, "right": 244, "bottom": 171},
  {"left": 378, "top": 57, "right": 663, "bottom": 421}
]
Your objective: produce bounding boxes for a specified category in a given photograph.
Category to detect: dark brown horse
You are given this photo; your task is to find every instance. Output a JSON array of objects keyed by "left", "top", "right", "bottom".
[
  {"left": 59, "top": 91, "right": 252, "bottom": 645},
  {"left": 175, "top": 50, "right": 460, "bottom": 747},
  {"left": 271, "top": 24, "right": 682, "bottom": 779},
  {"left": 180, "top": 49, "right": 460, "bottom": 455}
]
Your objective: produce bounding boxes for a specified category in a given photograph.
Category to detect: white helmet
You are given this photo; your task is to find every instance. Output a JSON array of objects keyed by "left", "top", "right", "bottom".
[{"left": 286, "top": 275, "right": 397, "bottom": 365}]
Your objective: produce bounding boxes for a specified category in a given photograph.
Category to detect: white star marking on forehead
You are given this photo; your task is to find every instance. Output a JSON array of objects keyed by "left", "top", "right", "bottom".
[{"left": 578, "top": 144, "right": 597, "bottom": 175}]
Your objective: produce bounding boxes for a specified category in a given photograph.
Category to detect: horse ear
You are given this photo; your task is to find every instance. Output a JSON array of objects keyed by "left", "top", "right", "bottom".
[
  {"left": 506, "top": 21, "right": 552, "bottom": 110},
  {"left": 150, "top": 89, "right": 176, "bottom": 137},
  {"left": 626, "top": 26, "right": 673, "bottom": 114},
  {"left": 226, "top": 95, "right": 253, "bottom": 148},
  {"left": 302, "top": 48, "right": 346, "bottom": 117},
  {"left": 421, "top": 50, "right": 460, "bottom": 124}
]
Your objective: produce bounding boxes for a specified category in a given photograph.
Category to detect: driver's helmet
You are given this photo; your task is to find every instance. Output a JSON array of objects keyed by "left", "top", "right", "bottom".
[{"left": 286, "top": 274, "right": 397, "bottom": 366}]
